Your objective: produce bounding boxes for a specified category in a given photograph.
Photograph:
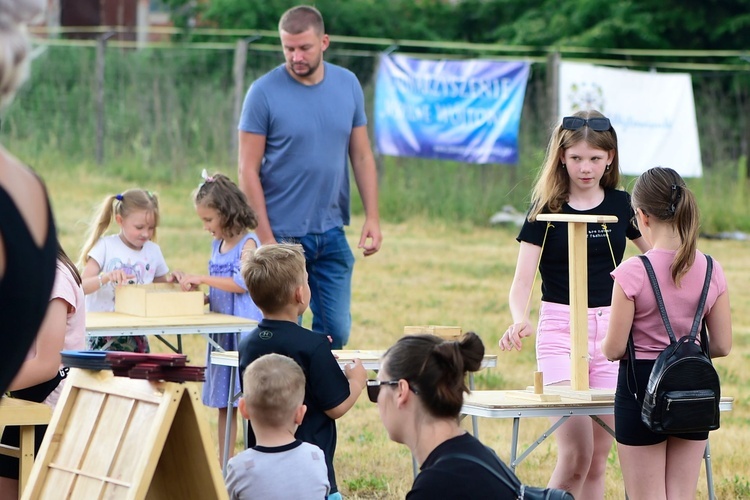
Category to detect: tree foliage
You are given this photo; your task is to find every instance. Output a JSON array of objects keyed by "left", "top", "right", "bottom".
[{"left": 162, "top": 0, "right": 750, "bottom": 51}]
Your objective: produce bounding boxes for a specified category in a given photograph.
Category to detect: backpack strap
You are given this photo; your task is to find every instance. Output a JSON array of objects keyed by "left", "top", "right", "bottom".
[
  {"left": 638, "top": 255, "right": 677, "bottom": 343},
  {"left": 433, "top": 449, "right": 521, "bottom": 498},
  {"left": 638, "top": 254, "right": 713, "bottom": 343}
]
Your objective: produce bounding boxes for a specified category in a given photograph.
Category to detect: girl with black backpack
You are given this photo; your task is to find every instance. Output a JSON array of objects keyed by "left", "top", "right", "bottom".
[{"left": 602, "top": 167, "right": 732, "bottom": 499}]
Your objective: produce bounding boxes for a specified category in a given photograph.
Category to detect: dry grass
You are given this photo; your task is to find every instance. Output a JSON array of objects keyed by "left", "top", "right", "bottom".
[{"left": 41, "top": 166, "right": 750, "bottom": 499}]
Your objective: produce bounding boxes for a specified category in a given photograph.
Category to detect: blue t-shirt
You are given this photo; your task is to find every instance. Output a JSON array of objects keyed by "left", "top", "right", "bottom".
[{"left": 238, "top": 62, "right": 368, "bottom": 238}]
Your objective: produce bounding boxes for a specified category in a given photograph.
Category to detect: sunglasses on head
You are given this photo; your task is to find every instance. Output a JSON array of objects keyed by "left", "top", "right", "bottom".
[{"left": 561, "top": 116, "right": 612, "bottom": 132}]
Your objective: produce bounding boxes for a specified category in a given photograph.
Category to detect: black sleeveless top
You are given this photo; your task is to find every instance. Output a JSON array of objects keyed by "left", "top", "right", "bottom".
[{"left": 0, "top": 183, "right": 57, "bottom": 394}]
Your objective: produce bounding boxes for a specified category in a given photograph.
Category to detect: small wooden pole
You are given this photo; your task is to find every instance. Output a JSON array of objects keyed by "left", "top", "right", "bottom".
[{"left": 534, "top": 371, "right": 543, "bottom": 394}]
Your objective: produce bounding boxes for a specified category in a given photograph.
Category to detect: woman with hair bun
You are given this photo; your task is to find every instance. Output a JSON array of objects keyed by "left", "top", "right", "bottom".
[
  {"left": 369, "top": 332, "right": 519, "bottom": 498},
  {"left": 0, "top": 0, "right": 58, "bottom": 394}
]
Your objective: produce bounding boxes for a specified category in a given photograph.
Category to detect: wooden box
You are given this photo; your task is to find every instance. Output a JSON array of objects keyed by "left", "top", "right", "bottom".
[
  {"left": 115, "top": 283, "right": 204, "bottom": 317},
  {"left": 403, "top": 325, "right": 462, "bottom": 340}
]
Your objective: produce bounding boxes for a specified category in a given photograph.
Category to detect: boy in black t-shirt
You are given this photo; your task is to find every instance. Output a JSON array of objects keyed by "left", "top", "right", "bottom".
[{"left": 238, "top": 243, "right": 366, "bottom": 498}]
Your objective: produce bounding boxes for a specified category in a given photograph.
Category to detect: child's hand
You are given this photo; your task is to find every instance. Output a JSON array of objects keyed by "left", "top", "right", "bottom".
[
  {"left": 168, "top": 270, "right": 186, "bottom": 283},
  {"left": 344, "top": 358, "right": 367, "bottom": 390},
  {"left": 499, "top": 321, "right": 533, "bottom": 351},
  {"left": 178, "top": 274, "right": 203, "bottom": 292},
  {"left": 107, "top": 270, "right": 136, "bottom": 286}
]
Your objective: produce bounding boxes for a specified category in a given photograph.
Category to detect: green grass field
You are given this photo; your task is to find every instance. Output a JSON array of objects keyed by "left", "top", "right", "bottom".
[{"left": 38, "top": 164, "right": 750, "bottom": 499}]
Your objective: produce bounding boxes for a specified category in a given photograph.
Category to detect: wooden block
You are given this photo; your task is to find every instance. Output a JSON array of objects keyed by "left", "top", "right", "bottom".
[
  {"left": 403, "top": 325, "right": 462, "bottom": 340},
  {"left": 533, "top": 371, "right": 543, "bottom": 394},
  {"left": 525, "top": 385, "right": 614, "bottom": 402},
  {"left": 115, "top": 283, "right": 204, "bottom": 317},
  {"left": 505, "top": 390, "right": 562, "bottom": 402}
]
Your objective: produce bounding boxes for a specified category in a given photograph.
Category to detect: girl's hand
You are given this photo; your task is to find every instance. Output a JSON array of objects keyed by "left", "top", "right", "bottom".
[
  {"left": 108, "top": 269, "right": 136, "bottom": 286},
  {"left": 499, "top": 321, "right": 533, "bottom": 351},
  {"left": 178, "top": 274, "right": 203, "bottom": 292},
  {"left": 168, "top": 270, "right": 186, "bottom": 283}
]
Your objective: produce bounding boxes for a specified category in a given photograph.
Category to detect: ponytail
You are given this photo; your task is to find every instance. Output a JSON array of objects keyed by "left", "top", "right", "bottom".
[{"left": 631, "top": 167, "right": 699, "bottom": 286}]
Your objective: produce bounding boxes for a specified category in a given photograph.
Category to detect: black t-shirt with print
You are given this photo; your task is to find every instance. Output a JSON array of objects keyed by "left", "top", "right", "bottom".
[{"left": 517, "top": 188, "right": 641, "bottom": 307}]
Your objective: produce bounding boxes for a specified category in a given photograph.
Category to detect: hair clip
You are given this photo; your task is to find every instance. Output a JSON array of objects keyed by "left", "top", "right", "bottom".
[
  {"left": 200, "top": 169, "right": 214, "bottom": 184},
  {"left": 115, "top": 194, "right": 123, "bottom": 201}
]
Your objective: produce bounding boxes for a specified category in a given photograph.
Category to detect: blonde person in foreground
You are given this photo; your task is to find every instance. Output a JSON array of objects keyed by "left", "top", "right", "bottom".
[
  {"left": 226, "top": 353, "right": 330, "bottom": 499},
  {"left": 0, "top": 0, "right": 58, "bottom": 395},
  {"left": 602, "top": 167, "right": 732, "bottom": 499}
]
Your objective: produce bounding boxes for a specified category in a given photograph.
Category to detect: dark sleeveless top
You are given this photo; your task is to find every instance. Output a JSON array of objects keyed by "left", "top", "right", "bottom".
[{"left": 0, "top": 183, "right": 57, "bottom": 394}]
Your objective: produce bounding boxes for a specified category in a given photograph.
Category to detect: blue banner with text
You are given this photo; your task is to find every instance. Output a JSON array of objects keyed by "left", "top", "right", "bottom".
[{"left": 374, "top": 55, "right": 530, "bottom": 165}]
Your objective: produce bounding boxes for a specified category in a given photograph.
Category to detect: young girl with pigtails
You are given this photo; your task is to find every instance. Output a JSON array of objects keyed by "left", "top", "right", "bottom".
[
  {"left": 79, "top": 188, "right": 179, "bottom": 352},
  {"left": 178, "top": 170, "right": 263, "bottom": 461}
]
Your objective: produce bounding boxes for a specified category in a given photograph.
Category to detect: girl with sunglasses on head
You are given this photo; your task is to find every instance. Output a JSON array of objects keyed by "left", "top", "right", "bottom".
[
  {"left": 369, "top": 332, "right": 520, "bottom": 498},
  {"left": 498, "top": 109, "right": 650, "bottom": 499}
]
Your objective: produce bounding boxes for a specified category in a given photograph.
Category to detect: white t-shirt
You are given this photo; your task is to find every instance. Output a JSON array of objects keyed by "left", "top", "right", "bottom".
[
  {"left": 225, "top": 440, "right": 329, "bottom": 500},
  {"left": 85, "top": 234, "right": 169, "bottom": 313}
]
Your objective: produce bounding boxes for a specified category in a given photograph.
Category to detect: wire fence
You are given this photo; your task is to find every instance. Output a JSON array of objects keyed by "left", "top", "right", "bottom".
[{"left": 3, "top": 29, "right": 749, "bottom": 198}]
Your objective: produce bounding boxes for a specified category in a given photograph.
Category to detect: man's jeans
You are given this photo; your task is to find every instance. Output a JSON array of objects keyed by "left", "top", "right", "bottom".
[{"left": 293, "top": 227, "right": 354, "bottom": 349}]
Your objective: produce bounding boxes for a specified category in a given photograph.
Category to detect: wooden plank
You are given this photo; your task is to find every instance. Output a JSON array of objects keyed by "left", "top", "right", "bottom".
[
  {"left": 86, "top": 311, "right": 257, "bottom": 330},
  {"left": 403, "top": 325, "right": 462, "bottom": 339},
  {"left": 504, "top": 390, "right": 562, "bottom": 402},
  {"left": 0, "top": 398, "right": 52, "bottom": 426},
  {"left": 568, "top": 221, "right": 590, "bottom": 391},
  {"left": 536, "top": 213, "right": 618, "bottom": 224},
  {"left": 526, "top": 386, "right": 614, "bottom": 402}
]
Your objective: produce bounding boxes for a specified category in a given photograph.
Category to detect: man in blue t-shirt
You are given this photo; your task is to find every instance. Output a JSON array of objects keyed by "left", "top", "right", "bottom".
[{"left": 238, "top": 5, "right": 382, "bottom": 349}]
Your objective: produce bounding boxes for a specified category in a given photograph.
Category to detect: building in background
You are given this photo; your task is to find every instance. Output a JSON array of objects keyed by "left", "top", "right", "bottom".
[{"left": 41, "top": 0, "right": 172, "bottom": 43}]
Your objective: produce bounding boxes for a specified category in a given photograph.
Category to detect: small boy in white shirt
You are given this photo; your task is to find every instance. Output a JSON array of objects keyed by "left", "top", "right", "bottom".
[{"left": 225, "top": 353, "right": 329, "bottom": 500}]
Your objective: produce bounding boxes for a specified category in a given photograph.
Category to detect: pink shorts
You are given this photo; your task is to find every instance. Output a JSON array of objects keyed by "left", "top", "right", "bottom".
[{"left": 535, "top": 301, "right": 617, "bottom": 389}]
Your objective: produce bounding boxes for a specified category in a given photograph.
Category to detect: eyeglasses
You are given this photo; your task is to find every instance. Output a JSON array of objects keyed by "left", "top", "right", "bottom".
[
  {"left": 366, "top": 380, "right": 399, "bottom": 403},
  {"left": 561, "top": 116, "right": 612, "bottom": 132}
]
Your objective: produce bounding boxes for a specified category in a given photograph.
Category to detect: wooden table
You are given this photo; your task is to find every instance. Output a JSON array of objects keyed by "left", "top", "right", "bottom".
[
  {"left": 86, "top": 312, "right": 258, "bottom": 353},
  {"left": 461, "top": 390, "right": 734, "bottom": 499},
  {"left": 211, "top": 349, "right": 498, "bottom": 475},
  {"left": 0, "top": 398, "right": 52, "bottom": 499}
]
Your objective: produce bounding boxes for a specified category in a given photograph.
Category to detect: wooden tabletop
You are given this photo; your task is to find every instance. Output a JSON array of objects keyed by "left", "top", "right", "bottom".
[
  {"left": 211, "top": 350, "right": 498, "bottom": 371},
  {"left": 86, "top": 311, "right": 258, "bottom": 330}
]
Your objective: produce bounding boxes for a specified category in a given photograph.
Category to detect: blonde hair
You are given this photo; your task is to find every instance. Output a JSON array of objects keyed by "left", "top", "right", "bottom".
[
  {"left": 632, "top": 167, "right": 699, "bottom": 286},
  {"left": 0, "top": 0, "right": 44, "bottom": 110},
  {"left": 242, "top": 353, "right": 305, "bottom": 427},
  {"left": 241, "top": 243, "right": 306, "bottom": 314},
  {"left": 78, "top": 189, "right": 161, "bottom": 267},
  {"left": 529, "top": 109, "right": 620, "bottom": 221}
]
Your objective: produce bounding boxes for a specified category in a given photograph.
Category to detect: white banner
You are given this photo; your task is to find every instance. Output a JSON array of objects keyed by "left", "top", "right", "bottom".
[{"left": 559, "top": 62, "right": 702, "bottom": 177}]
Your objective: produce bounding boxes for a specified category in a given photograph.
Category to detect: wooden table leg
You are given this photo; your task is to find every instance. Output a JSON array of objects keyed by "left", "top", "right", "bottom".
[{"left": 18, "top": 425, "right": 34, "bottom": 499}]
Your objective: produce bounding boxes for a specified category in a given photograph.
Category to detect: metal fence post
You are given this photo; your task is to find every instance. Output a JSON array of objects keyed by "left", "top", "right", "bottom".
[{"left": 96, "top": 32, "right": 115, "bottom": 166}]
